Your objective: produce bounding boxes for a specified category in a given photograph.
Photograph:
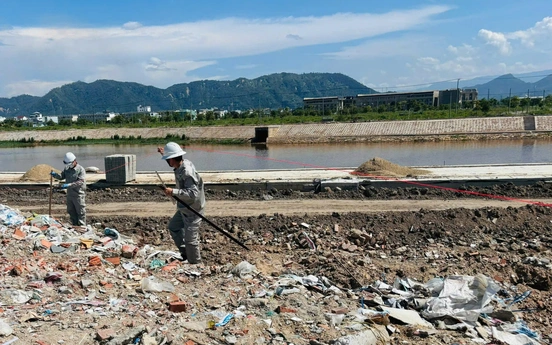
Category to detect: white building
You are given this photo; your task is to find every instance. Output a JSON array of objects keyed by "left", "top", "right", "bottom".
[
  {"left": 29, "top": 112, "right": 44, "bottom": 123},
  {"left": 137, "top": 105, "right": 152, "bottom": 112},
  {"left": 44, "top": 116, "right": 58, "bottom": 124}
]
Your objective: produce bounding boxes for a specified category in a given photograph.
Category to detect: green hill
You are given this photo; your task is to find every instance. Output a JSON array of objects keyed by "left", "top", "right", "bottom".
[{"left": 0, "top": 72, "right": 375, "bottom": 116}]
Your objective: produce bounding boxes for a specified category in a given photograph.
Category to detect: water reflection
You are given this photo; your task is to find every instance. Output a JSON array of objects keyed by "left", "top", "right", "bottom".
[{"left": 1, "top": 138, "right": 551, "bottom": 172}]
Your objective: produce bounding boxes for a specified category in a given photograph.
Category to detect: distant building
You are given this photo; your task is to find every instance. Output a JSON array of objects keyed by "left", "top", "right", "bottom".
[
  {"left": 57, "top": 115, "right": 79, "bottom": 122},
  {"left": 303, "top": 96, "right": 349, "bottom": 113},
  {"left": 44, "top": 116, "right": 58, "bottom": 124},
  {"left": 355, "top": 91, "right": 437, "bottom": 108},
  {"left": 461, "top": 89, "right": 478, "bottom": 102},
  {"left": 137, "top": 105, "right": 151, "bottom": 112},
  {"left": 29, "top": 112, "right": 44, "bottom": 123},
  {"left": 303, "top": 89, "right": 478, "bottom": 111},
  {"left": 77, "top": 112, "right": 118, "bottom": 122}
]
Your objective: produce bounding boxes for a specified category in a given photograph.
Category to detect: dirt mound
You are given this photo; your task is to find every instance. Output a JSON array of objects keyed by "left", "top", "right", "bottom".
[
  {"left": 20, "top": 164, "right": 59, "bottom": 182},
  {"left": 353, "top": 157, "right": 429, "bottom": 177}
]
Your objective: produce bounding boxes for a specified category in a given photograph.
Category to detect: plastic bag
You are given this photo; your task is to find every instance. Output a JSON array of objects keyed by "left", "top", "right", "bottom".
[
  {"left": 231, "top": 261, "right": 257, "bottom": 279},
  {"left": 140, "top": 276, "right": 175, "bottom": 293}
]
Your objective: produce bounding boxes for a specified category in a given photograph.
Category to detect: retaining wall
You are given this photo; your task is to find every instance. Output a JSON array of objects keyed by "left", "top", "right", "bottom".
[{"left": 1, "top": 116, "right": 552, "bottom": 142}]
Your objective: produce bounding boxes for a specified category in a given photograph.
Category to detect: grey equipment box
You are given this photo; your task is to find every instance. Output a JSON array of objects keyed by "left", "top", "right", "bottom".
[{"left": 104, "top": 154, "right": 136, "bottom": 184}]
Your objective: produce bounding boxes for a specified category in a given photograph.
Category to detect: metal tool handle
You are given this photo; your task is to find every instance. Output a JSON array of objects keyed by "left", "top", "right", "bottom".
[
  {"left": 49, "top": 171, "right": 53, "bottom": 217},
  {"left": 154, "top": 170, "right": 249, "bottom": 251},
  {"left": 155, "top": 171, "right": 176, "bottom": 205}
]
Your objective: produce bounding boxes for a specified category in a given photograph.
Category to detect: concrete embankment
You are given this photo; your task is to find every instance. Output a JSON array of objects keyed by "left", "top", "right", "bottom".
[
  {"left": 2, "top": 164, "right": 551, "bottom": 191},
  {"left": 1, "top": 115, "right": 552, "bottom": 143}
]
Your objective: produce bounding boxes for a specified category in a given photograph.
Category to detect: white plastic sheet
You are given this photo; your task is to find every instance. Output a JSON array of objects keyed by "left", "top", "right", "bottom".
[{"left": 423, "top": 274, "right": 501, "bottom": 323}]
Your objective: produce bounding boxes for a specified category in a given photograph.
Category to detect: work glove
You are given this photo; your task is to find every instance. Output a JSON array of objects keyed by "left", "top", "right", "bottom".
[
  {"left": 61, "top": 183, "right": 70, "bottom": 189},
  {"left": 50, "top": 171, "right": 56, "bottom": 177}
]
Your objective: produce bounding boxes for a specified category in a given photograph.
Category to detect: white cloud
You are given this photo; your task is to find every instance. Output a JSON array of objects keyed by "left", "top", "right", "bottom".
[
  {"left": 478, "top": 29, "right": 511, "bottom": 55},
  {"left": 324, "top": 35, "right": 430, "bottom": 60},
  {"left": 478, "top": 17, "right": 552, "bottom": 55},
  {"left": 235, "top": 64, "right": 259, "bottom": 70},
  {"left": 508, "top": 17, "right": 552, "bottom": 47},
  {"left": 447, "top": 44, "right": 474, "bottom": 55},
  {"left": 0, "top": 5, "right": 450, "bottom": 96},
  {"left": 122, "top": 21, "right": 143, "bottom": 30},
  {"left": 418, "top": 57, "right": 440, "bottom": 65}
]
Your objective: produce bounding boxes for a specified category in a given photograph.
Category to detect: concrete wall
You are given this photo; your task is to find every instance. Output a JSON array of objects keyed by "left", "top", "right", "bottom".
[
  {"left": 0, "top": 126, "right": 256, "bottom": 142},
  {"left": 1, "top": 116, "right": 551, "bottom": 142}
]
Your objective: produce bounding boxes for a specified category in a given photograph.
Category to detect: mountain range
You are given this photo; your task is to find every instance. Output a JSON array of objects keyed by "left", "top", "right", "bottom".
[
  {"left": 0, "top": 73, "right": 375, "bottom": 117},
  {"left": 1, "top": 71, "right": 552, "bottom": 117}
]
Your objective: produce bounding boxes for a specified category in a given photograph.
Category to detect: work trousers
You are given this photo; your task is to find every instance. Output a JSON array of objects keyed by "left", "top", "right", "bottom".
[
  {"left": 168, "top": 210, "right": 202, "bottom": 264},
  {"left": 66, "top": 193, "right": 86, "bottom": 226}
]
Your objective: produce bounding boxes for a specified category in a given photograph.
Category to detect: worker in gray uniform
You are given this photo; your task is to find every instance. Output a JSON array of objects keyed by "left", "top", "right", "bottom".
[
  {"left": 50, "top": 152, "right": 87, "bottom": 227},
  {"left": 157, "top": 142, "right": 205, "bottom": 264}
]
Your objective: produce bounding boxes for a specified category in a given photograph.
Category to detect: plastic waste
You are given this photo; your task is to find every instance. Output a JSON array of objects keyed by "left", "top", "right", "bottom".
[
  {"left": 0, "top": 204, "right": 25, "bottom": 226},
  {"left": 104, "top": 228, "right": 120, "bottom": 240},
  {"left": 149, "top": 259, "right": 165, "bottom": 269},
  {"left": 425, "top": 277, "right": 444, "bottom": 295},
  {"left": 1, "top": 337, "right": 19, "bottom": 345},
  {"left": 0, "top": 289, "right": 35, "bottom": 304},
  {"left": 140, "top": 276, "right": 175, "bottom": 293},
  {"left": 215, "top": 313, "right": 233, "bottom": 327},
  {"left": 0, "top": 319, "right": 13, "bottom": 336},
  {"left": 275, "top": 287, "right": 301, "bottom": 296},
  {"left": 423, "top": 274, "right": 501, "bottom": 323},
  {"left": 231, "top": 261, "right": 257, "bottom": 279},
  {"left": 325, "top": 313, "right": 346, "bottom": 327}
]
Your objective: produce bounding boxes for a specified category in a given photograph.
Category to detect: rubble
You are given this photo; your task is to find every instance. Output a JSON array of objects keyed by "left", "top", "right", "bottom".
[{"left": 0, "top": 181, "right": 552, "bottom": 344}]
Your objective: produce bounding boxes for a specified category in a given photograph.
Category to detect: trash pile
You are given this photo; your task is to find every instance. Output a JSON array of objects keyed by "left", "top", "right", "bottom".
[{"left": 0, "top": 203, "right": 546, "bottom": 345}]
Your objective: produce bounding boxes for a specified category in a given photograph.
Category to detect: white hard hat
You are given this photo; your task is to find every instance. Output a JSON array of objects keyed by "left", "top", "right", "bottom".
[
  {"left": 63, "top": 152, "right": 76, "bottom": 164},
  {"left": 161, "top": 142, "right": 186, "bottom": 160}
]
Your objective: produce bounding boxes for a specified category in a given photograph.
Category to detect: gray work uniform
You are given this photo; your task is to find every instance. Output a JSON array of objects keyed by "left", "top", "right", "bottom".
[
  {"left": 168, "top": 159, "right": 205, "bottom": 264},
  {"left": 52, "top": 164, "right": 86, "bottom": 226}
]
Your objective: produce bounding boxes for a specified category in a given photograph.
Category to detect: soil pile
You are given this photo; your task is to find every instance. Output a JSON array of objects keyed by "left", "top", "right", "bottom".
[
  {"left": 19, "top": 164, "right": 59, "bottom": 182},
  {"left": 353, "top": 157, "right": 429, "bottom": 177}
]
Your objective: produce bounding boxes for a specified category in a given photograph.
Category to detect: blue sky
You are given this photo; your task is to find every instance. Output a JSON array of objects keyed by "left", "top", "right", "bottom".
[{"left": 1, "top": 0, "right": 552, "bottom": 97}]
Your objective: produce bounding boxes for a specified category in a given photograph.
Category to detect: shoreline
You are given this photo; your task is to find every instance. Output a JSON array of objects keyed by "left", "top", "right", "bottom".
[{"left": 0, "top": 131, "right": 551, "bottom": 148}]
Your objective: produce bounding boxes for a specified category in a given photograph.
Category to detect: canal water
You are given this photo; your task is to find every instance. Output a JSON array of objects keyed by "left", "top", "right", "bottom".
[{"left": 0, "top": 138, "right": 551, "bottom": 172}]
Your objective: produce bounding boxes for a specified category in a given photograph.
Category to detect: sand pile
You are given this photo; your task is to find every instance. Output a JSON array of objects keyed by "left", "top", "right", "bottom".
[
  {"left": 20, "top": 164, "right": 60, "bottom": 182},
  {"left": 353, "top": 157, "right": 429, "bottom": 178}
]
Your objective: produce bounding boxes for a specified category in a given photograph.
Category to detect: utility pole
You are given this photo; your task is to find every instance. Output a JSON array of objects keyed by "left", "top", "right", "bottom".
[
  {"left": 527, "top": 88, "right": 530, "bottom": 113},
  {"left": 456, "top": 78, "right": 460, "bottom": 116}
]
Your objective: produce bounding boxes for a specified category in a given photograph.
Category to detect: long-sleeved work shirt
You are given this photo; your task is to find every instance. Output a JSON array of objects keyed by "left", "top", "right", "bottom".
[
  {"left": 53, "top": 164, "right": 86, "bottom": 196},
  {"left": 171, "top": 159, "right": 205, "bottom": 215}
]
